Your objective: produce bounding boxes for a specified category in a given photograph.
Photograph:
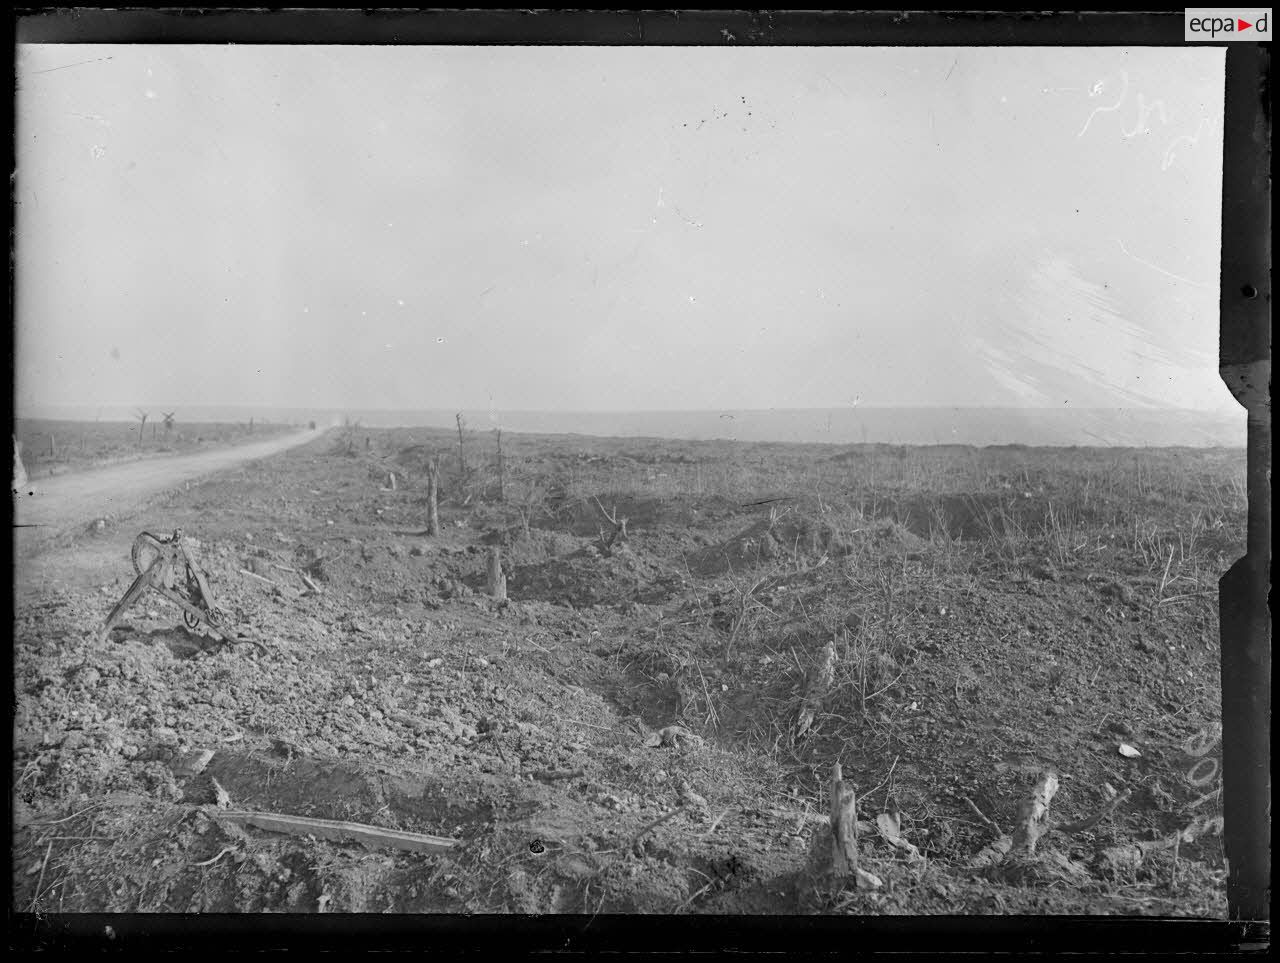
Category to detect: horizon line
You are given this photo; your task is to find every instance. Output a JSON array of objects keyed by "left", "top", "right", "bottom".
[{"left": 19, "top": 403, "right": 1243, "bottom": 415}]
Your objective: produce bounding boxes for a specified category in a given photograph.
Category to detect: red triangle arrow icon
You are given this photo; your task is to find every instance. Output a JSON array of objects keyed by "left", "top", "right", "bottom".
[{"left": 1238, "top": 18, "right": 1253, "bottom": 30}]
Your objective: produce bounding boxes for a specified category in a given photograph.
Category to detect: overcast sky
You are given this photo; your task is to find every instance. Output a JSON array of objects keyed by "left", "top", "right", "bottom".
[{"left": 14, "top": 45, "right": 1232, "bottom": 414}]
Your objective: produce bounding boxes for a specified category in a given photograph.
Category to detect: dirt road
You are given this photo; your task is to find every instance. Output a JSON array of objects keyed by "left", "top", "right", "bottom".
[{"left": 12, "top": 428, "right": 324, "bottom": 592}]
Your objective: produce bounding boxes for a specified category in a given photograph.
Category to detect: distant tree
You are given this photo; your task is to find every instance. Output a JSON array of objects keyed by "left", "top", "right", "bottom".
[
  {"left": 135, "top": 409, "right": 149, "bottom": 449},
  {"left": 334, "top": 417, "right": 362, "bottom": 455},
  {"left": 456, "top": 413, "right": 467, "bottom": 478},
  {"left": 494, "top": 428, "right": 505, "bottom": 503}
]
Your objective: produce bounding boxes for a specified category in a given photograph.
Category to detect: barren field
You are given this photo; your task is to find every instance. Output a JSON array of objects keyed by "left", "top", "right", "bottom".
[
  {"left": 11, "top": 426, "right": 1244, "bottom": 916},
  {"left": 14, "top": 418, "right": 299, "bottom": 482}
]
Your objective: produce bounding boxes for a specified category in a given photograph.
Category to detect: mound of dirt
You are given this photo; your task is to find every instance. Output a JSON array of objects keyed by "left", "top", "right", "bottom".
[
  {"left": 508, "top": 543, "right": 684, "bottom": 608},
  {"left": 857, "top": 518, "right": 928, "bottom": 552},
  {"left": 686, "top": 514, "right": 852, "bottom": 576},
  {"left": 540, "top": 494, "right": 739, "bottom": 538}
]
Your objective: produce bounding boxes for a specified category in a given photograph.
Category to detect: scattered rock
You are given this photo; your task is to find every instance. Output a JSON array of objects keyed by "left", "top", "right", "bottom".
[{"left": 62, "top": 731, "right": 89, "bottom": 751}]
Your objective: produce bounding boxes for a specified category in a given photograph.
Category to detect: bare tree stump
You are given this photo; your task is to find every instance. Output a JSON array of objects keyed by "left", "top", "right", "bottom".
[
  {"left": 591, "top": 495, "right": 629, "bottom": 552},
  {"left": 487, "top": 546, "right": 507, "bottom": 601},
  {"left": 795, "top": 641, "right": 837, "bottom": 741},
  {"left": 426, "top": 459, "right": 441, "bottom": 537},
  {"left": 1011, "top": 771, "right": 1059, "bottom": 856},
  {"left": 970, "top": 770, "right": 1061, "bottom": 876},
  {"left": 830, "top": 761, "right": 859, "bottom": 880}
]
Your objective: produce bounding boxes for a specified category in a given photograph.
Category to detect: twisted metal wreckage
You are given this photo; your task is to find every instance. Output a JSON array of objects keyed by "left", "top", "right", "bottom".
[{"left": 100, "top": 529, "right": 267, "bottom": 654}]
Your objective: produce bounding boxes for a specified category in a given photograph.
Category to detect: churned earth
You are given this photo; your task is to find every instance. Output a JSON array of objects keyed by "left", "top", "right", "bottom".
[{"left": 11, "top": 427, "right": 1240, "bottom": 916}]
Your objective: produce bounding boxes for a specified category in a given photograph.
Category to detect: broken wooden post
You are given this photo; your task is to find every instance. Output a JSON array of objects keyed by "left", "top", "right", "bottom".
[
  {"left": 135, "top": 410, "right": 149, "bottom": 449},
  {"left": 48, "top": 434, "right": 56, "bottom": 459},
  {"left": 426, "top": 458, "right": 441, "bottom": 536},
  {"left": 1011, "top": 771, "right": 1059, "bottom": 856},
  {"left": 830, "top": 761, "right": 859, "bottom": 880},
  {"left": 487, "top": 546, "right": 507, "bottom": 601}
]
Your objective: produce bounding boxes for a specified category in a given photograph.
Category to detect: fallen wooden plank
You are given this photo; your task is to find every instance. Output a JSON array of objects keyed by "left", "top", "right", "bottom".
[
  {"left": 217, "top": 810, "right": 458, "bottom": 854},
  {"left": 239, "top": 568, "right": 276, "bottom": 586}
]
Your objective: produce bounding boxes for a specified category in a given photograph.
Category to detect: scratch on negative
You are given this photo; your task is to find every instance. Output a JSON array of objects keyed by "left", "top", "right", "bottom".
[
  {"left": 1117, "top": 239, "right": 1213, "bottom": 289},
  {"left": 1078, "top": 71, "right": 1129, "bottom": 138},
  {"left": 1162, "top": 118, "right": 1212, "bottom": 171}
]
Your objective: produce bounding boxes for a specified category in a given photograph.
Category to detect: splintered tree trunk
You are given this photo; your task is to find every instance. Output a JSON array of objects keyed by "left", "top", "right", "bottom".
[
  {"left": 1011, "top": 771, "right": 1059, "bottom": 855},
  {"left": 49, "top": 434, "right": 56, "bottom": 458},
  {"left": 795, "top": 641, "right": 837, "bottom": 740},
  {"left": 487, "top": 546, "right": 507, "bottom": 601},
  {"left": 138, "top": 415, "right": 147, "bottom": 449},
  {"left": 426, "top": 459, "right": 441, "bottom": 536},
  {"left": 829, "top": 761, "right": 859, "bottom": 879},
  {"left": 249, "top": 417, "right": 254, "bottom": 434}
]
